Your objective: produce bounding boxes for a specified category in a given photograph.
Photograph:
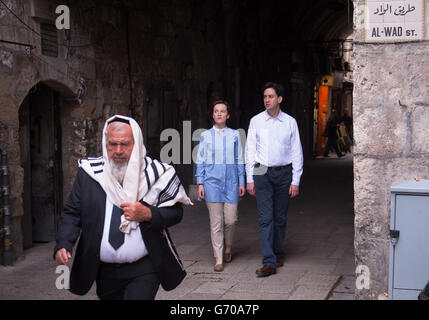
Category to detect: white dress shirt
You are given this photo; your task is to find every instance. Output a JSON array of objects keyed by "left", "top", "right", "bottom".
[
  {"left": 245, "top": 110, "right": 303, "bottom": 186},
  {"left": 100, "top": 197, "right": 148, "bottom": 263}
]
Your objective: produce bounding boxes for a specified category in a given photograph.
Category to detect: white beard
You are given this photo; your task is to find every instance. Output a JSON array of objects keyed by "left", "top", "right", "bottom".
[{"left": 109, "top": 159, "right": 128, "bottom": 185}]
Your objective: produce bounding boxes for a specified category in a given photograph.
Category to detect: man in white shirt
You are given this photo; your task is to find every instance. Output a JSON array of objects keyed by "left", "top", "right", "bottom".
[{"left": 245, "top": 82, "right": 303, "bottom": 277}]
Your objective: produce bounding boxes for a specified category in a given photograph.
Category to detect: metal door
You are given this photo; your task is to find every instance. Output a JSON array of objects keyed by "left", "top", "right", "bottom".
[{"left": 391, "top": 194, "right": 429, "bottom": 299}]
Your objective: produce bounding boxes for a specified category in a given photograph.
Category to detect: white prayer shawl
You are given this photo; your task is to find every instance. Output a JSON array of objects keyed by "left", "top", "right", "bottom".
[{"left": 78, "top": 115, "right": 192, "bottom": 234}]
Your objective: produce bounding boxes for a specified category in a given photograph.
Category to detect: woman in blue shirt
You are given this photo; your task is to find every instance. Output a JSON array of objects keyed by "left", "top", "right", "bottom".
[{"left": 196, "top": 100, "right": 245, "bottom": 272}]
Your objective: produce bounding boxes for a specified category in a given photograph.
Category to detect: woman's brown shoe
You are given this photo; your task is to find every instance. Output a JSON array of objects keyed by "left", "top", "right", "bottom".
[
  {"left": 224, "top": 252, "right": 232, "bottom": 263},
  {"left": 214, "top": 264, "right": 224, "bottom": 272}
]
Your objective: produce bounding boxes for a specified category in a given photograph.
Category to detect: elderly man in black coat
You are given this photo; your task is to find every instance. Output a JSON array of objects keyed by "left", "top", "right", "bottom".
[{"left": 54, "top": 115, "right": 191, "bottom": 300}]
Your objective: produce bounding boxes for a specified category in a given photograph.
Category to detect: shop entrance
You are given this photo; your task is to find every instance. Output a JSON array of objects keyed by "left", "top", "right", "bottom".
[{"left": 314, "top": 36, "right": 354, "bottom": 158}]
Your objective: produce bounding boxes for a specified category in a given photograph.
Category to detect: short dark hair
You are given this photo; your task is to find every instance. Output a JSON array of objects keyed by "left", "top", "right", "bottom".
[
  {"left": 208, "top": 100, "right": 232, "bottom": 122},
  {"left": 262, "top": 82, "right": 284, "bottom": 98}
]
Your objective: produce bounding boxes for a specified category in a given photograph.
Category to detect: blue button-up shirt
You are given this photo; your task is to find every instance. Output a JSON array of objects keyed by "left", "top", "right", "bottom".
[{"left": 195, "top": 126, "right": 245, "bottom": 204}]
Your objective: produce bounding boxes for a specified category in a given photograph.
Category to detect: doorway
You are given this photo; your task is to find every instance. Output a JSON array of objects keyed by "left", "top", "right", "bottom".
[{"left": 19, "top": 82, "right": 63, "bottom": 248}]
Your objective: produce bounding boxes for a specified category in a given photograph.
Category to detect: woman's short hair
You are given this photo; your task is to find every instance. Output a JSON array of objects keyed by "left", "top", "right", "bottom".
[{"left": 208, "top": 100, "right": 232, "bottom": 122}]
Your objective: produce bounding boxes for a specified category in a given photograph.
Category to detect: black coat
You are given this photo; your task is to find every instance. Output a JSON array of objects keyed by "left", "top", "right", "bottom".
[
  {"left": 54, "top": 168, "right": 186, "bottom": 295},
  {"left": 325, "top": 120, "right": 339, "bottom": 140}
]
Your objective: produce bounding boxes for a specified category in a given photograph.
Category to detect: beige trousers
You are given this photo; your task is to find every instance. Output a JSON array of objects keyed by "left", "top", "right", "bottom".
[{"left": 205, "top": 202, "right": 238, "bottom": 259}]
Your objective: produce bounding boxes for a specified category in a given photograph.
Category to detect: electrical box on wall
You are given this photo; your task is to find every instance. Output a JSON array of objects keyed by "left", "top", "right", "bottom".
[{"left": 389, "top": 179, "right": 429, "bottom": 300}]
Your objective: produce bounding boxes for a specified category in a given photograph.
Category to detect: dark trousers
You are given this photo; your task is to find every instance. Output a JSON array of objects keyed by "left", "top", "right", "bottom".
[
  {"left": 96, "top": 255, "right": 160, "bottom": 300},
  {"left": 324, "top": 137, "right": 342, "bottom": 157},
  {"left": 254, "top": 164, "right": 292, "bottom": 268}
]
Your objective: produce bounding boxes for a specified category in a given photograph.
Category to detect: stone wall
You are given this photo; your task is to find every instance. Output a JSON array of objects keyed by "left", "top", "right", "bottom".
[
  {"left": 353, "top": 0, "right": 429, "bottom": 299},
  {"left": 0, "top": 0, "right": 95, "bottom": 262}
]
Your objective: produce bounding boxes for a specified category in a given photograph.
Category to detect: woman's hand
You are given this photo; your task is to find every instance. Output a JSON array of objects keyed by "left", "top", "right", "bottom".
[
  {"left": 198, "top": 184, "right": 205, "bottom": 199},
  {"left": 239, "top": 186, "right": 246, "bottom": 197}
]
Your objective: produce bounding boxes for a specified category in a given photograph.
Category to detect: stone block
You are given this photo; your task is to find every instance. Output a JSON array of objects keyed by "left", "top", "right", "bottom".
[
  {"left": 0, "top": 49, "right": 13, "bottom": 73},
  {"left": 354, "top": 160, "right": 391, "bottom": 240},
  {"left": 384, "top": 158, "right": 429, "bottom": 186},
  {"left": 281, "top": 262, "right": 336, "bottom": 275},
  {"left": 0, "top": 95, "right": 18, "bottom": 121},
  {"left": 411, "top": 106, "right": 429, "bottom": 153},
  {"left": 353, "top": 106, "right": 407, "bottom": 156},
  {"left": 257, "top": 277, "right": 298, "bottom": 295},
  {"left": 0, "top": 75, "right": 13, "bottom": 96},
  {"left": 13, "top": 79, "right": 33, "bottom": 107},
  {"left": 77, "top": 59, "right": 96, "bottom": 80},
  {"left": 329, "top": 292, "right": 355, "bottom": 300},
  {"left": 227, "top": 279, "right": 264, "bottom": 293},
  {"left": 289, "top": 282, "right": 338, "bottom": 300},
  {"left": 220, "top": 291, "right": 288, "bottom": 300},
  {"left": 354, "top": 158, "right": 387, "bottom": 213},
  {"left": 405, "top": 53, "right": 429, "bottom": 102},
  {"left": 297, "top": 274, "right": 340, "bottom": 288},
  {"left": 156, "top": 276, "right": 203, "bottom": 300},
  {"left": 353, "top": 52, "right": 405, "bottom": 108},
  {"left": 352, "top": 0, "right": 366, "bottom": 41},
  {"left": 332, "top": 275, "right": 356, "bottom": 294},
  {"left": 9, "top": 165, "right": 24, "bottom": 200},
  {"left": 354, "top": 43, "right": 429, "bottom": 109},
  {"left": 193, "top": 281, "right": 237, "bottom": 295}
]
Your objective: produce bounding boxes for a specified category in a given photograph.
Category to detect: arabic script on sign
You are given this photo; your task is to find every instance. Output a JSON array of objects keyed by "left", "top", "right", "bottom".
[{"left": 373, "top": 3, "right": 416, "bottom": 16}]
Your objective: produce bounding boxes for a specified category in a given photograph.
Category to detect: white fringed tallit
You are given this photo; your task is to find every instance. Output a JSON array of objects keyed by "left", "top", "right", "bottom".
[{"left": 78, "top": 115, "right": 192, "bottom": 234}]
